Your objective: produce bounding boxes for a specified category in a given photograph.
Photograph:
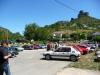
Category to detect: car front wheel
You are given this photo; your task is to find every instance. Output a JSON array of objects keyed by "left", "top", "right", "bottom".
[
  {"left": 45, "top": 54, "right": 51, "bottom": 60},
  {"left": 70, "top": 55, "right": 77, "bottom": 62}
]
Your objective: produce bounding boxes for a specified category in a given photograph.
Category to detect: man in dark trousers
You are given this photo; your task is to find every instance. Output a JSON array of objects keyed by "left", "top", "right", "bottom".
[{"left": 0, "top": 40, "right": 11, "bottom": 75}]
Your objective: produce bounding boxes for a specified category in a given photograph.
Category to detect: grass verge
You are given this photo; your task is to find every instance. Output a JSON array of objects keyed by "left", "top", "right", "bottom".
[{"left": 68, "top": 52, "right": 100, "bottom": 71}]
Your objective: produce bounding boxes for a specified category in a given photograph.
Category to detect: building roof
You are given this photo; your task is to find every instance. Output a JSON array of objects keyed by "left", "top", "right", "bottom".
[{"left": 92, "top": 32, "right": 100, "bottom": 36}]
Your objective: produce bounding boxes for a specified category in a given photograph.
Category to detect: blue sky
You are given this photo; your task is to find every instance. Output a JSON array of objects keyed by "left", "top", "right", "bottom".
[{"left": 0, "top": 0, "right": 100, "bottom": 34}]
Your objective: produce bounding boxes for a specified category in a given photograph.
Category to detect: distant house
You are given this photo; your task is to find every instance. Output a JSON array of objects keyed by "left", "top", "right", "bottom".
[{"left": 53, "top": 31, "right": 64, "bottom": 38}]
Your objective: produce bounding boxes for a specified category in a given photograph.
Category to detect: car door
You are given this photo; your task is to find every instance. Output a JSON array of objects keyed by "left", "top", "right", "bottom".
[
  {"left": 52, "top": 47, "right": 71, "bottom": 59},
  {"left": 51, "top": 47, "right": 62, "bottom": 59},
  {"left": 59, "top": 47, "right": 71, "bottom": 59}
]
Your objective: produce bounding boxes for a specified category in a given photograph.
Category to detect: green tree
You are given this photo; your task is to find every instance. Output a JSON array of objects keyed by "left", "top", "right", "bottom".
[
  {"left": 95, "top": 36, "right": 100, "bottom": 42},
  {"left": 34, "top": 27, "right": 51, "bottom": 41},
  {"left": 70, "top": 32, "right": 86, "bottom": 41},
  {"left": 24, "top": 23, "right": 39, "bottom": 40},
  {"left": 11, "top": 32, "right": 23, "bottom": 41}
]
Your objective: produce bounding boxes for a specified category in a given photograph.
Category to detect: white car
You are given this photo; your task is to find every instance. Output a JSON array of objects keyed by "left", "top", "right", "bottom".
[
  {"left": 16, "top": 46, "right": 24, "bottom": 51},
  {"left": 95, "top": 49, "right": 100, "bottom": 61},
  {"left": 12, "top": 46, "right": 24, "bottom": 51},
  {"left": 43, "top": 46, "right": 81, "bottom": 62}
]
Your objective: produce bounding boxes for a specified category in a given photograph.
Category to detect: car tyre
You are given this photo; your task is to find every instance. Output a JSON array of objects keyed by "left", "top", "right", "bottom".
[
  {"left": 70, "top": 55, "right": 77, "bottom": 62},
  {"left": 45, "top": 54, "right": 51, "bottom": 60},
  {"left": 89, "top": 50, "right": 93, "bottom": 53}
]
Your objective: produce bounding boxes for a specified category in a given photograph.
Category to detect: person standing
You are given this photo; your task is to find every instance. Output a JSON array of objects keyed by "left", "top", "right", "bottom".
[
  {"left": 47, "top": 42, "right": 51, "bottom": 51},
  {"left": 54, "top": 42, "right": 58, "bottom": 49},
  {"left": 0, "top": 40, "right": 11, "bottom": 75},
  {"left": 0, "top": 47, "right": 4, "bottom": 75}
]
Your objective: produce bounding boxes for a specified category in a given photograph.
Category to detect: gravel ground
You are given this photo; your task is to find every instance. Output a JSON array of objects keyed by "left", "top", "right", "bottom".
[{"left": 9, "top": 49, "right": 71, "bottom": 75}]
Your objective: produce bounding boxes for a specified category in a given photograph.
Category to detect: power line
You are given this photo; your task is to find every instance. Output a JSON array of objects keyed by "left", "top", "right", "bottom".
[{"left": 54, "top": 0, "right": 79, "bottom": 12}]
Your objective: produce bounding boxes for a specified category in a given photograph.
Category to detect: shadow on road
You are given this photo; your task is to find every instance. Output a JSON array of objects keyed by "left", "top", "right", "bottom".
[{"left": 40, "top": 58, "right": 71, "bottom": 62}]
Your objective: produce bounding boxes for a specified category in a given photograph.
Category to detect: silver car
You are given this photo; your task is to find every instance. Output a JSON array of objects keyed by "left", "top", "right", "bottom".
[{"left": 43, "top": 46, "right": 81, "bottom": 62}]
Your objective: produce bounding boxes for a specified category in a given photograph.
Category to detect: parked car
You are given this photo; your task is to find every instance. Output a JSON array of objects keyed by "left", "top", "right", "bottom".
[
  {"left": 11, "top": 46, "right": 24, "bottom": 52},
  {"left": 22, "top": 45, "right": 33, "bottom": 50},
  {"left": 15, "top": 46, "right": 24, "bottom": 51},
  {"left": 8, "top": 47, "right": 19, "bottom": 57},
  {"left": 43, "top": 46, "right": 81, "bottom": 62},
  {"left": 98, "top": 44, "right": 100, "bottom": 48},
  {"left": 88, "top": 43, "right": 96, "bottom": 48},
  {"left": 73, "top": 45, "right": 88, "bottom": 54},
  {"left": 95, "top": 49, "right": 100, "bottom": 55},
  {"left": 89, "top": 46, "right": 96, "bottom": 52},
  {"left": 34, "top": 44, "right": 40, "bottom": 49},
  {"left": 94, "top": 49, "right": 100, "bottom": 62},
  {"left": 39, "top": 44, "right": 46, "bottom": 49},
  {"left": 73, "top": 45, "right": 83, "bottom": 54},
  {"left": 85, "top": 44, "right": 96, "bottom": 52},
  {"left": 96, "top": 55, "right": 100, "bottom": 61}
]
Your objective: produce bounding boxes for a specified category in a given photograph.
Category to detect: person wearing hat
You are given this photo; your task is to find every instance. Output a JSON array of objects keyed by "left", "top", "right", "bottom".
[{"left": 0, "top": 40, "right": 11, "bottom": 75}]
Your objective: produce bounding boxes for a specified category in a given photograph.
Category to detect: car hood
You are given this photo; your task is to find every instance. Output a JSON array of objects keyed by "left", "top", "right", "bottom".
[{"left": 43, "top": 51, "right": 53, "bottom": 54}]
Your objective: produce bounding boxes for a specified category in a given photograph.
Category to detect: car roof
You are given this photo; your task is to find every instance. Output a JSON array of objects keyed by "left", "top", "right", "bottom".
[{"left": 58, "top": 46, "right": 73, "bottom": 48}]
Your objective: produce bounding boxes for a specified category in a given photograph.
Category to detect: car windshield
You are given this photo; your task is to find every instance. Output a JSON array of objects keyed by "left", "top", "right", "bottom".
[
  {"left": 77, "top": 45, "right": 85, "bottom": 47},
  {"left": 54, "top": 48, "right": 59, "bottom": 52}
]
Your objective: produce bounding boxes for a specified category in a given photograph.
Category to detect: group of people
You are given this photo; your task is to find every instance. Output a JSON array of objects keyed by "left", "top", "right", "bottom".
[
  {"left": 0, "top": 40, "right": 11, "bottom": 75},
  {"left": 47, "top": 42, "right": 58, "bottom": 51},
  {"left": 46, "top": 41, "right": 67, "bottom": 51}
]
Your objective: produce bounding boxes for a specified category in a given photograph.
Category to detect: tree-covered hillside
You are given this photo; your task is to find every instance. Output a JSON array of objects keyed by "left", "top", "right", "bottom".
[
  {"left": 68, "top": 10, "right": 100, "bottom": 30},
  {"left": 0, "top": 27, "right": 23, "bottom": 41},
  {"left": 24, "top": 10, "right": 100, "bottom": 41}
]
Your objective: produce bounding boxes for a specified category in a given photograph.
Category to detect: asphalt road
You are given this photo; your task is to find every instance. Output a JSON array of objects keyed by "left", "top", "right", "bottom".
[{"left": 9, "top": 49, "right": 71, "bottom": 75}]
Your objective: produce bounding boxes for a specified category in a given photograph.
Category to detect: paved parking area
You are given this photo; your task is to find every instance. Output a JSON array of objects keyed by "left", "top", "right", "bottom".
[{"left": 9, "top": 49, "right": 71, "bottom": 75}]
